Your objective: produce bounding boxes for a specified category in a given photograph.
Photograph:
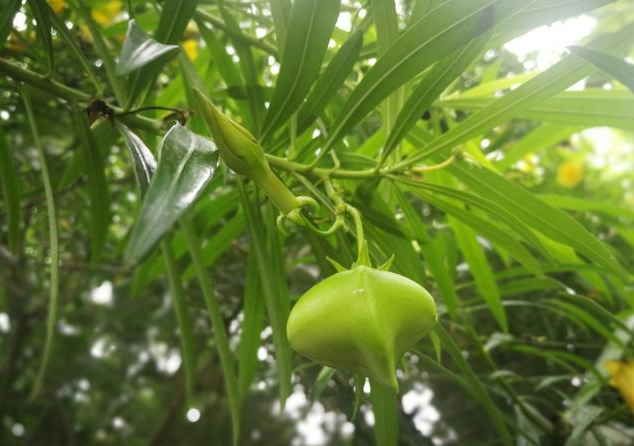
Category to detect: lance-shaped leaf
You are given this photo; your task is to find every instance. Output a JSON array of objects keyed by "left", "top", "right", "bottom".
[
  {"left": 296, "top": 30, "right": 363, "bottom": 133},
  {"left": 261, "top": 0, "right": 341, "bottom": 141},
  {"left": 116, "top": 19, "right": 179, "bottom": 76},
  {"left": 124, "top": 124, "right": 219, "bottom": 263},
  {"left": 322, "top": 0, "right": 528, "bottom": 152},
  {"left": 72, "top": 103, "right": 110, "bottom": 263},
  {"left": 568, "top": 45, "right": 634, "bottom": 94},
  {"left": 382, "top": 31, "right": 490, "bottom": 161},
  {"left": 0, "top": 125, "right": 21, "bottom": 255},
  {"left": 1, "top": 0, "right": 20, "bottom": 49},
  {"left": 116, "top": 122, "right": 157, "bottom": 193}
]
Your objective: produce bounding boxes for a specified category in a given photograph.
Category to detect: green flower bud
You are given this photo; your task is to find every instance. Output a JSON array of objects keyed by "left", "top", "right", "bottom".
[
  {"left": 193, "top": 88, "right": 299, "bottom": 214},
  {"left": 287, "top": 265, "right": 437, "bottom": 389}
]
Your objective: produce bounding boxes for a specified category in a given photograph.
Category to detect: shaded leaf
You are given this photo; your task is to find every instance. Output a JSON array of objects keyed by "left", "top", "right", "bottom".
[
  {"left": 161, "top": 239, "right": 196, "bottom": 404},
  {"left": 124, "top": 124, "right": 219, "bottom": 263},
  {"left": 21, "top": 88, "right": 59, "bottom": 399},
  {"left": 369, "top": 380, "right": 399, "bottom": 446},
  {"left": 238, "top": 182, "right": 292, "bottom": 404},
  {"left": 116, "top": 122, "right": 157, "bottom": 194},
  {"left": 0, "top": 0, "right": 20, "bottom": 49},
  {"left": 26, "top": 0, "right": 53, "bottom": 74},
  {"left": 238, "top": 248, "right": 265, "bottom": 401},
  {"left": 71, "top": 103, "right": 111, "bottom": 263},
  {"left": 0, "top": 124, "right": 21, "bottom": 255},
  {"left": 181, "top": 218, "right": 241, "bottom": 445},
  {"left": 435, "top": 324, "right": 513, "bottom": 446}
]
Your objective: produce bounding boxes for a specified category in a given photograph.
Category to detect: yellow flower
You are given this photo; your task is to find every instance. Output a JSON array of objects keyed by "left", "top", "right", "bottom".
[
  {"left": 556, "top": 160, "right": 584, "bottom": 188},
  {"left": 182, "top": 39, "right": 199, "bottom": 61},
  {"left": 92, "top": 1, "right": 123, "bottom": 27},
  {"left": 47, "top": 0, "right": 66, "bottom": 13},
  {"left": 605, "top": 360, "right": 634, "bottom": 417}
]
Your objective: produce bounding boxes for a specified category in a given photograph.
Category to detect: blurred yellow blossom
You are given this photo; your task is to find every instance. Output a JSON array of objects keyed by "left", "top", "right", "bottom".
[
  {"left": 47, "top": 0, "right": 66, "bottom": 13},
  {"left": 92, "top": 1, "right": 123, "bottom": 27},
  {"left": 605, "top": 360, "right": 634, "bottom": 417},
  {"left": 182, "top": 39, "right": 199, "bottom": 60},
  {"left": 556, "top": 160, "right": 584, "bottom": 188}
]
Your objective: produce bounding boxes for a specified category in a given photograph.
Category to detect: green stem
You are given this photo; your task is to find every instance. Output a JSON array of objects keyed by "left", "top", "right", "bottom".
[
  {"left": 254, "top": 168, "right": 300, "bottom": 214},
  {"left": 161, "top": 240, "right": 196, "bottom": 405},
  {"left": 0, "top": 58, "right": 162, "bottom": 133},
  {"left": 179, "top": 217, "right": 241, "bottom": 445},
  {"left": 22, "top": 87, "right": 59, "bottom": 399}
]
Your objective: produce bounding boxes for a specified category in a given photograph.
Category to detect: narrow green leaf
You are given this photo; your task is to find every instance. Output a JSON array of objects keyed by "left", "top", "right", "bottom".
[
  {"left": 238, "top": 248, "right": 265, "bottom": 400},
  {"left": 45, "top": 2, "right": 102, "bottom": 94},
  {"left": 294, "top": 31, "right": 363, "bottom": 134},
  {"left": 219, "top": 6, "right": 264, "bottom": 134},
  {"left": 22, "top": 88, "right": 59, "bottom": 399},
  {"left": 269, "top": 0, "right": 291, "bottom": 54},
  {"left": 323, "top": 0, "right": 528, "bottom": 153},
  {"left": 72, "top": 103, "right": 110, "bottom": 263},
  {"left": 382, "top": 31, "right": 490, "bottom": 161},
  {"left": 116, "top": 122, "right": 157, "bottom": 194},
  {"left": 195, "top": 17, "right": 243, "bottom": 88},
  {"left": 183, "top": 213, "right": 245, "bottom": 282},
  {"left": 398, "top": 176, "right": 551, "bottom": 261},
  {"left": 155, "top": 0, "right": 199, "bottom": 44},
  {"left": 435, "top": 324, "right": 513, "bottom": 446},
  {"left": 538, "top": 194, "right": 634, "bottom": 221},
  {"left": 497, "top": 123, "right": 579, "bottom": 170},
  {"left": 116, "top": 19, "right": 179, "bottom": 76},
  {"left": 441, "top": 89, "right": 634, "bottom": 131},
  {"left": 309, "top": 366, "right": 335, "bottom": 405},
  {"left": 238, "top": 182, "right": 292, "bottom": 404},
  {"left": 414, "top": 187, "right": 542, "bottom": 276},
  {"left": 569, "top": 45, "right": 634, "bottom": 93},
  {"left": 0, "top": 0, "right": 20, "bottom": 49},
  {"left": 543, "top": 300, "right": 626, "bottom": 348},
  {"left": 448, "top": 161, "right": 626, "bottom": 277},
  {"left": 181, "top": 217, "right": 241, "bottom": 445},
  {"left": 369, "top": 379, "right": 399, "bottom": 446},
  {"left": 161, "top": 239, "right": 196, "bottom": 404},
  {"left": 371, "top": 0, "right": 401, "bottom": 135},
  {"left": 77, "top": 2, "right": 126, "bottom": 105},
  {"left": 27, "top": 0, "right": 53, "bottom": 75},
  {"left": 124, "top": 124, "right": 219, "bottom": 264},
  {"left": 396, "top": 23, "right": 634, "bottom": 168},
  {"left": 393, "top": 186, "right": 459, "bottom": 317},
  {"left": 491, "top": 0, "right": 613, "bottom": 45},
  {"left": 0, "top": 124, "right": 21, "bottom": 255},
  {"left": 261, "top": 0, "right": 340, "bottom": 141},
  {"left": 351, "top": 374, "right": 365, "bottom": 420}
]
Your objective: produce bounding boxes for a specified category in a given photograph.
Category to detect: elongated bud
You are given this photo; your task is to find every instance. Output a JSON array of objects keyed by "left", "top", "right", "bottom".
[{"left": 193, "top": 88, "right": 300, "bottom": 214}]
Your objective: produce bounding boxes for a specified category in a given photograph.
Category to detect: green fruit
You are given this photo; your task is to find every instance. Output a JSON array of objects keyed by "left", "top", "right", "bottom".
[{"left": 287, "top": 265, "right": 437, "bottom": 389}]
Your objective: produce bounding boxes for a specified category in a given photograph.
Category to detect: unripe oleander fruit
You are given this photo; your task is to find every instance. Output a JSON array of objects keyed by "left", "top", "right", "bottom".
[{"left": 287, "top": 265, "right": 437, "bottom": 389}]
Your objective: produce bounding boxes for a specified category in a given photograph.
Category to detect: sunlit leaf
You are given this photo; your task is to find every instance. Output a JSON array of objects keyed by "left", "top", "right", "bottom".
[
  {"left": 569, "top": 45, "right": 634, "bottom": 93},
  {"left": 116, "top": 19, "right": 179, "bottom": 76},
  {"left": 262, "top": 0, "right": 340, "bottom": 141}
]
